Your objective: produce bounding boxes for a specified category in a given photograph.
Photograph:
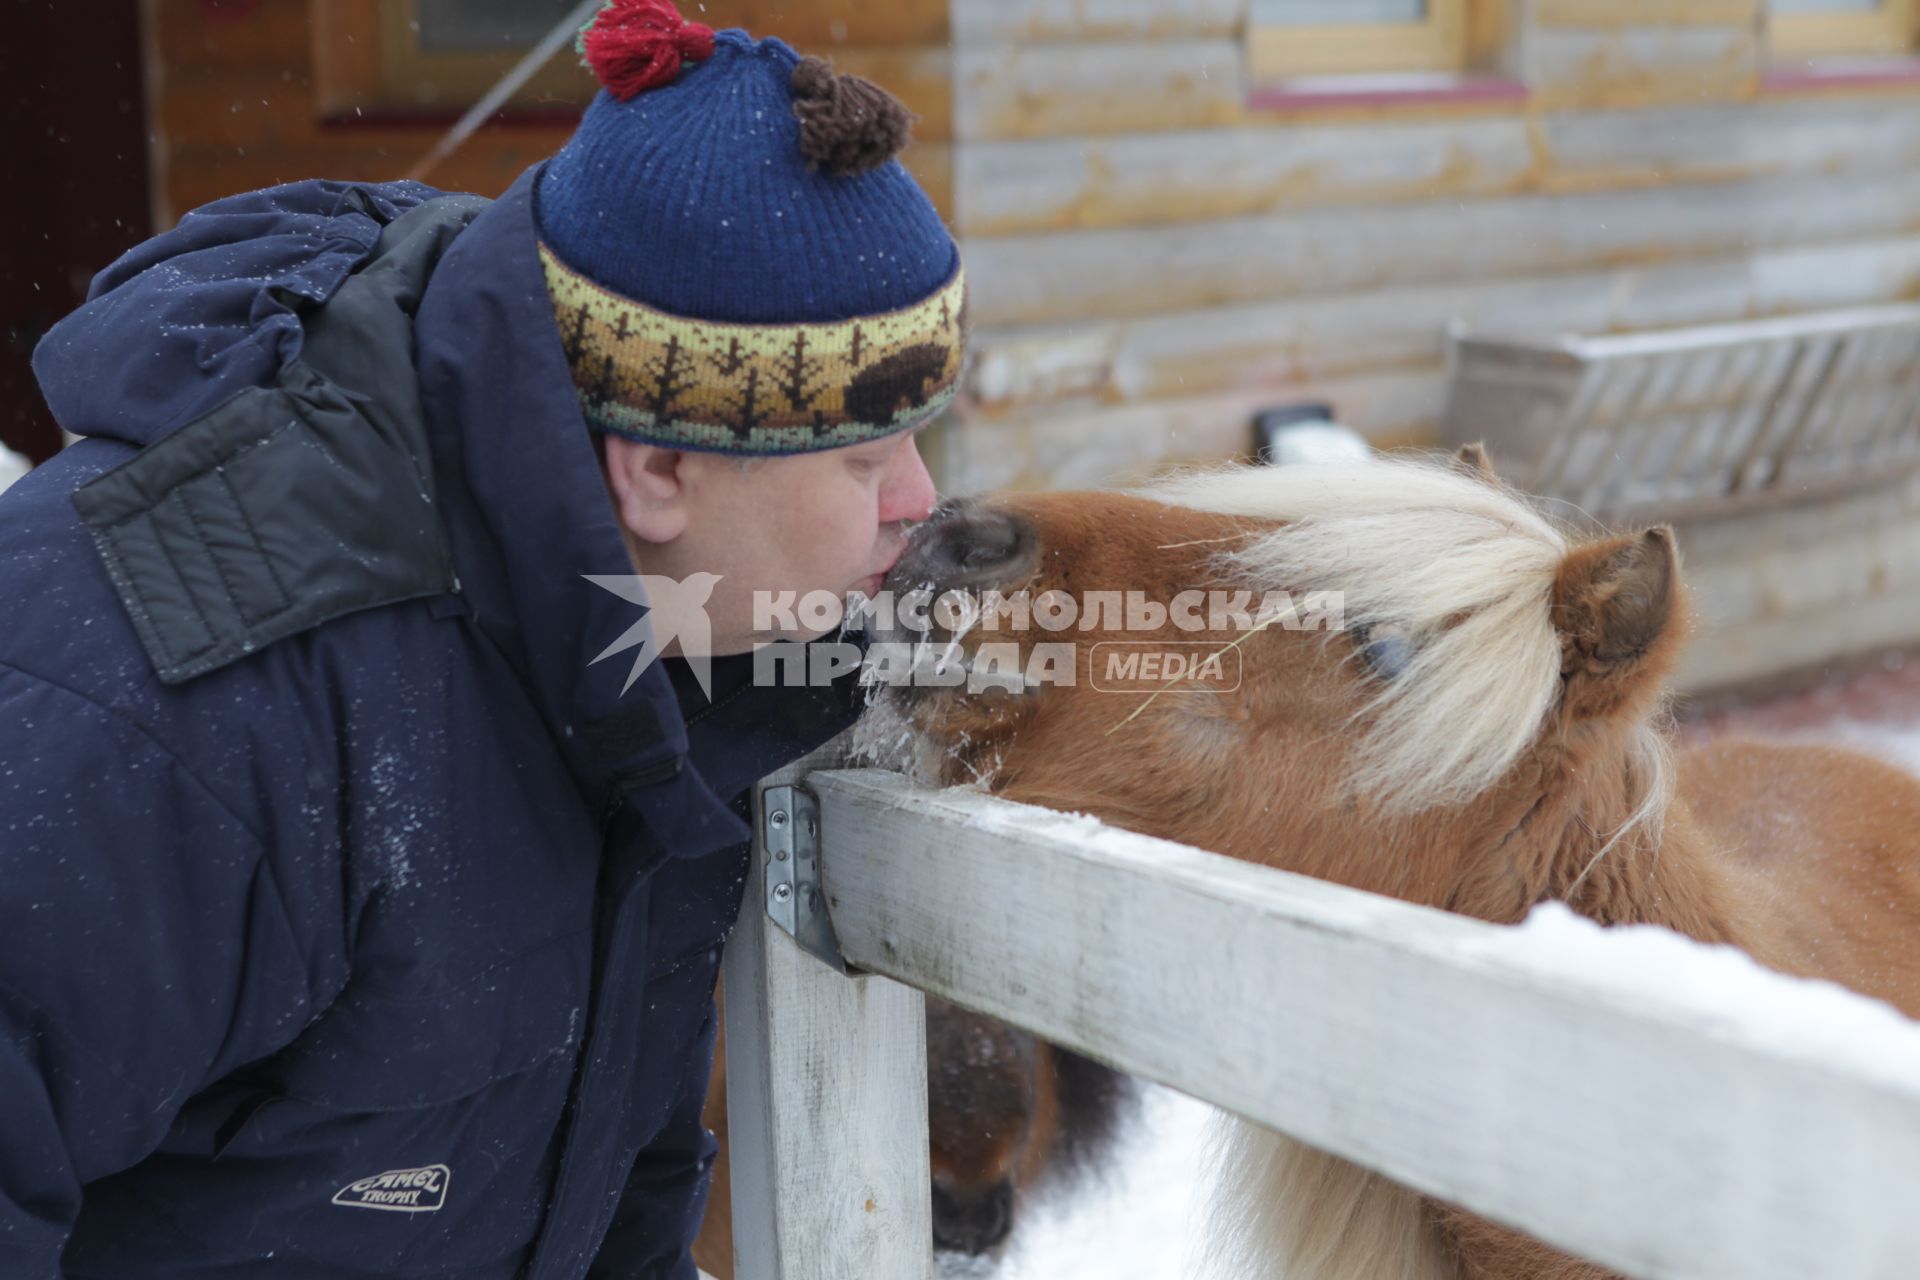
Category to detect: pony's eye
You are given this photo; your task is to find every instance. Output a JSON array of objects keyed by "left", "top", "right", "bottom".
[{"left": 1355, "top": 622, "right": 1414, "bottom": 680}]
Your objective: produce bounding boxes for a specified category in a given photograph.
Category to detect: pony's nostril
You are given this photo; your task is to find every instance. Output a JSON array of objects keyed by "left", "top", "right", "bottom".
[
  {"left": 886, "top": 505, "right": 1039, "bottom": 608},
  {"left": 973, "top": 1180, "right": 1012, "bottom": 1247},
  {"left": 930, "top": 1179, "right": 1015, "bottom": 1255},
  {"left": 917, "top": 508, "right": 1036, "bottom": 587},
  {"left": 959, "top": 542, "right": 1002, "bottom": 571}
]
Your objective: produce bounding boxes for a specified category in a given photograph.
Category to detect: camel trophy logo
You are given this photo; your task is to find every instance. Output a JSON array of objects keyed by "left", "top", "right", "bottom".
[{"left": 331, "top": 1165, "right": 451, "bottom": 1214}]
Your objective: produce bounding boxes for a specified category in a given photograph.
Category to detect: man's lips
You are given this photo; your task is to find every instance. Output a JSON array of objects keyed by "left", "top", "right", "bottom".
[{"left": 863, "top": 549, "right": 906, "bottom": 592}]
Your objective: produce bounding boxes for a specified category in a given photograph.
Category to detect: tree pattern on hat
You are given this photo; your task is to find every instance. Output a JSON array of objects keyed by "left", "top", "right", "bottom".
[{"left": 541, "top": 242, "right": 965, "bottom": 453}]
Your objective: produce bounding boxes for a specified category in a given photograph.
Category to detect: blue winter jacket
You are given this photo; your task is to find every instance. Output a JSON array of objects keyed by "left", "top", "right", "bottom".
[{"left": 5, "top": 167, "right": 857, "bottom": 1278}]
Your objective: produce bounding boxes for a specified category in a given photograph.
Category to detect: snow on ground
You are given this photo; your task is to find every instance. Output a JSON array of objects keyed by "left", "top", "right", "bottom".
[
  {"left": 1681, "top": 654, "right": 1920, "bottom": 774},
  {"left": 937, "top": 1085, "right": 1221, "bottom": 1280},
  {"left": 1786, "top": 716, "right": 1920, "bottom": 772}
]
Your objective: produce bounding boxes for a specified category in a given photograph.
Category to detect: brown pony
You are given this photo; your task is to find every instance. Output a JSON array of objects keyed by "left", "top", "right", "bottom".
[
  {"left": 921, "top": 1000, "right": 1132, "bottom": 1256},
  {"left": 860, "top": 447, "right": 1920, "bottom": 1280}
]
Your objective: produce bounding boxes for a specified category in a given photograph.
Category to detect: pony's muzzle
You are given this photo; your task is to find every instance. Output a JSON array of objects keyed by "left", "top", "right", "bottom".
[
  {"left": 886, "top": 499, "right": 1039, "bottom": 596},
  {"left": 930, "top": 1177, "right": 1015, "bottom": 1256}
]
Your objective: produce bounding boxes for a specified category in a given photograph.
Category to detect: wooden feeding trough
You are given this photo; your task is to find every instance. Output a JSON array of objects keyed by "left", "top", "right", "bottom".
[
  {"left": 1445, "top": 308, "right": 1920, "bottom": 694},
  {"left": 1444, "top": 305, "right": 1920, "bottom": 525}
]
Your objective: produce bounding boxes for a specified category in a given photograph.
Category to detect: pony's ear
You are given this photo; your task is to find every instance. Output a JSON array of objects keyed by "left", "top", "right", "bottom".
[
  {"left": 1451, "top": 441, "right": 1499, "bottom": 484},
  {"left": 1551, "top": 527, "right": 1682, "bottom": 719}
]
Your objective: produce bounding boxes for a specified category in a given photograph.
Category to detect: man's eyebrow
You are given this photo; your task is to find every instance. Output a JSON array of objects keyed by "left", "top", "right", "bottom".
[{"left": 853, "top": 427, "right": 926, "bottom": 454}]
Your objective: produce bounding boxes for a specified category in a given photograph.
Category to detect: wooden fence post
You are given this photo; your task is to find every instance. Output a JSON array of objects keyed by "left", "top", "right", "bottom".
[{"left": 722, "top": 745, "right": 932, "bottom": 1280}]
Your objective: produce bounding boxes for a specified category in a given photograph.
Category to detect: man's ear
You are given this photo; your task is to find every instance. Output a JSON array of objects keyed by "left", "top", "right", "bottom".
[
  {"left": 1550, "top": 527, "right": 1684, "bottom": 721},
  {"left": 604, "top": 435, "right": 691, "bottom": 544}
]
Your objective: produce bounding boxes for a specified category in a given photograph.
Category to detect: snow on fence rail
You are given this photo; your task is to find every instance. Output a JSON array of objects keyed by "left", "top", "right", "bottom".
[{"left": 722, "top": 758, "right": 1920, "bottom": 1280}]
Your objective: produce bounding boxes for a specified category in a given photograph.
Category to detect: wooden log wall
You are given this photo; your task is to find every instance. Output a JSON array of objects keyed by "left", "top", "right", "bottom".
[
  {"left": 940, "top": 0, "right": 1920, "bottom": 493},
  {"left": 145, "top": 1, "right": 1920, "bottom": 497},
  {"left": 1673, "top": 473, "right": 1920, "bottom": 693},
  {"left": 146, "top": 0, "right": 952, "bottom": 225}
]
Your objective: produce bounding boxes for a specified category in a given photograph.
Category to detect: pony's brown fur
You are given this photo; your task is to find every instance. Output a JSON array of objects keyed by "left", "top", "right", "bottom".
[
  {"left": 924, "top": 1001, "right": 1133, "bottom": 1255},
  {"left": 875, "top": 452, "right": 1920, "bottom": 1279}
]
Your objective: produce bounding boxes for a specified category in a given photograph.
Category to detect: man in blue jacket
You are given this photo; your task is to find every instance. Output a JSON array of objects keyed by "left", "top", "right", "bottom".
[{"left": 1, "top": 3, "right": 960, "bottom": 1274}]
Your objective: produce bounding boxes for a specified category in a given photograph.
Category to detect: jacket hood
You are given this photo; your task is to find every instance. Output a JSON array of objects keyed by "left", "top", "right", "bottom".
[
  {"left": 31, "top": 180, "right": 442, "bottom": 449},
  {"left": 32, "top": 168, "right": 858, "bottom": 857}
]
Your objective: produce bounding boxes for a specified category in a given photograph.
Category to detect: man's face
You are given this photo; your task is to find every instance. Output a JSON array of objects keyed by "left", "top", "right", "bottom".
[{"left": 609, "top": 430, "right": 938, "bottom": 654}]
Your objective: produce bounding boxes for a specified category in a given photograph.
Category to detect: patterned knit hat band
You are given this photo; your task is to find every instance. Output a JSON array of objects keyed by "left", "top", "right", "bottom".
[{"left": 543, "top": 242, "right": 965, "bottom": 455}]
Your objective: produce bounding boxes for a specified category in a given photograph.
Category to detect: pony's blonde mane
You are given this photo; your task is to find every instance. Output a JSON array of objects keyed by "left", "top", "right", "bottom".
[
  {"left": 1144, "top": 458, "right": 1654, "bottom": 818},
  {"left": 1204, "top": 1123, "right": 1457, "bottom": 1280},
  {"left": 1153, "top": 457, "right": 1678, "bottom": 1280}
]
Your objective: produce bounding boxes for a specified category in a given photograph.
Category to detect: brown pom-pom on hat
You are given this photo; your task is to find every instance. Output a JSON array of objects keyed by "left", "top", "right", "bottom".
[{"left": 790, "top": 56, "right": 916, "bottom": 177}]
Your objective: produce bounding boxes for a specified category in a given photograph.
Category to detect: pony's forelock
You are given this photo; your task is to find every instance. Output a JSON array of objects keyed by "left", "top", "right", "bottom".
[{"left": 1141, "top": 459, "right": 1585, "bottom": 814}]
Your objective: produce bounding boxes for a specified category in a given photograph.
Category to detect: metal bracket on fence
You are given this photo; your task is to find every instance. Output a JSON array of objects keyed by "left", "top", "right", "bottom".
[{"left": 762, "top": 782, "right": 848, "bottom": 973}]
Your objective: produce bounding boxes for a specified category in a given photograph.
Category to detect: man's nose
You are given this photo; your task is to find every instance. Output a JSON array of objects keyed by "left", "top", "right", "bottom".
[
  {"left": 884, "top": 499, "right": 1038, "bottom": 593},
  {"left": 879, "top": 436, "right": 938, "bottom": 526}
]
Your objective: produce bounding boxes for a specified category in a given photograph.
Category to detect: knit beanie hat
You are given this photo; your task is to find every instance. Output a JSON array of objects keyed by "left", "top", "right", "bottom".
[{"left": 536, "top": 0, "right": 966, "bottom": 455}]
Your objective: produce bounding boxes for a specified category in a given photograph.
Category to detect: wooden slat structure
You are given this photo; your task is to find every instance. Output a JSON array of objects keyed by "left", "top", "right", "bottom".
[
  {"left": 1446, "top": 304, "right": 1920, "bottom": 523},
  {"left": 1439, "top": 304, "right": 1920, "bottom": 695},
  {"left": 721, "top": 754, "right": 931, "bottom": 1280},
  {"left": 725, "top": 766, "right": 1920, "bottom": 1278}
]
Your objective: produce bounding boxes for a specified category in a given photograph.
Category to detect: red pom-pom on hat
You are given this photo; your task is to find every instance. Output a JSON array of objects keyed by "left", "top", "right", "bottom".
[{"left": 580, "top": 0, "right": 715, "bottom": 100}]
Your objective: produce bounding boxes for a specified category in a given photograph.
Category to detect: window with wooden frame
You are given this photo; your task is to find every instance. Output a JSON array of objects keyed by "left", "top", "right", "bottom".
[
  {"left": 313, "top": 0, "right": 595, "bottom": 118},
  {"left": 302, "top": 0, "right": 952, "bottom": 219},
  {"left": 1767, "top": 0, "right": 1917, "bottom": 58},
  {"left": 1245, "top": 0, "right": 1472, "bottom": 79},
  {"left": 311, "top": 0, "right": 951, "bottom": 120}
]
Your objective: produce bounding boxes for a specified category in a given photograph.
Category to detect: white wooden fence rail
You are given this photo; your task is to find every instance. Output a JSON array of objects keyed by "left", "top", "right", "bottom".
[{"left": 723, "top": 762, "right": 1920, "bottom": 1280}]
